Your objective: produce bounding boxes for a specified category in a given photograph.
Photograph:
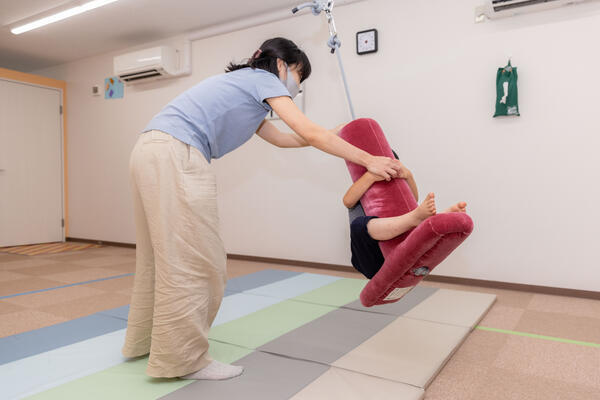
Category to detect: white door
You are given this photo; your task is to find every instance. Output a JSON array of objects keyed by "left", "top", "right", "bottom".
[{"left": 0, "top": 79, "right": 64, "bottom": 247}]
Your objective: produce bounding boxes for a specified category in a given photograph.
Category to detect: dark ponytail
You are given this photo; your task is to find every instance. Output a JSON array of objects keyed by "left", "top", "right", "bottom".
[{"left": 226, "top": 37, "right": 312, "bottom": 83}]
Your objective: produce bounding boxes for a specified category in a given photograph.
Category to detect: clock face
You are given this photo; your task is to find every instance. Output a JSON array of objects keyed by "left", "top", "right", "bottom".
[{"left": 357, "top": 29, "right": 377, "bottom": 55}]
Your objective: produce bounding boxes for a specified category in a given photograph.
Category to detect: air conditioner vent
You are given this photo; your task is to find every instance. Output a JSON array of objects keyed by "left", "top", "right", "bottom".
[
  {"left": 493, "top": 0, "right": 561, "bottom": 12},
  {"left": 476, "top": 0, "right": 588, "bottom": 21},
  {"left": 120, "top": 69, "right": 163, "bottom": 82}
]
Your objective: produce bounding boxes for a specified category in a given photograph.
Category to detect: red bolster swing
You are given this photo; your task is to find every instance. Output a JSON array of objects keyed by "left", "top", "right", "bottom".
[{"left": 340, "top": 118, "right": 474, "bottom": 307}]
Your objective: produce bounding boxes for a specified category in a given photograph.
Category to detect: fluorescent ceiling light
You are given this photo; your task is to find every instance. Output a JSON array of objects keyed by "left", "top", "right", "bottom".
[{"left": 11, "top": 0, "right": 120, "bottom": 35}]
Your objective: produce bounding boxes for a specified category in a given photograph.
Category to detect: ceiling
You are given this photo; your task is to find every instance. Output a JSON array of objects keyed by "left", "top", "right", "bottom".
[{"left": 0, "top": 0, "right": 303, "bottom": 72}]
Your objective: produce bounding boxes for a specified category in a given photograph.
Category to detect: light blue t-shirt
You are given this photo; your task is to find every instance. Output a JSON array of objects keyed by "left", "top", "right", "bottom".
[{"left": 144, "top": 67, "right": 290, "bottom": 162}]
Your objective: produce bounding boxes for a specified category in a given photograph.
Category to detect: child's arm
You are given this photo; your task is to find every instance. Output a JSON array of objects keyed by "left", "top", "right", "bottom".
[
  {"left": 343, "top": 167, "right": 418, "bottom": 208},
  {"left": 343, "top": 172, "right": 383, "bottom": 208},
  {"left": 405, "top": 171, "right": 419, "bottom": 201}
]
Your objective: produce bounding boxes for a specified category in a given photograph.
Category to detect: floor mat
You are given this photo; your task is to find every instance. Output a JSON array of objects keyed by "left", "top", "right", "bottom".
[{"left": 8, "top": 271, "right": 495, "bottom": 400}]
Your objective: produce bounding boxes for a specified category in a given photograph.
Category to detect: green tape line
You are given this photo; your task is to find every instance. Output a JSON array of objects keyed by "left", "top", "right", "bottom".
[{"left": 475, "top": 326, "right": 600, "bottom": 348}]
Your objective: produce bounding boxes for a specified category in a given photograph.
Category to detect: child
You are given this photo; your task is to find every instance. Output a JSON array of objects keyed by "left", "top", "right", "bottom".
[{"left": 344, "top": 151, "right": 467, "bottom": 280}]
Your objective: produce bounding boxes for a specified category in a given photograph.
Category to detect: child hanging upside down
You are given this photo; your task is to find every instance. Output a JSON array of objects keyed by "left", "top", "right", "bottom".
[{"left": 344, "top": 151, "right": 467, "bottom": 280}]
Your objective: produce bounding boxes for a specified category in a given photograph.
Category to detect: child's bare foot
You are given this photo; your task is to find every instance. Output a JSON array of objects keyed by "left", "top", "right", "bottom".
[
  {"left": 409, "top": 193, "right": 436, "bottom": 224},
  {"left": 443, "top": 202, "right": 467, "bottom": 213}
]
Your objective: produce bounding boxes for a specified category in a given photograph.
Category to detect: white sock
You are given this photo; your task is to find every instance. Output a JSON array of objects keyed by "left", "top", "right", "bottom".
[{"left": 181, "top": 360, "right": 244, "bottom": 380}]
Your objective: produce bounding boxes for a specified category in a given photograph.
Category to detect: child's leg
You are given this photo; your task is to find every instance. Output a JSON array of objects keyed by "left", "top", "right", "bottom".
[
  {"left": 366, "top": 215, "right": 419, "bottom": 241},
  {"left": 366, "top": 193, "right": 436, "bottom": 241},
  {"left": 442, "top": 202, "right": 467, "bottom": 213}
]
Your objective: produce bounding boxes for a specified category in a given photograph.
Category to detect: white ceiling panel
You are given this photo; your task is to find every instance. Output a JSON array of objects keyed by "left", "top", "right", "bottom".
[{"left": 0, "top": 0, "right": 303, "bottom": 71}]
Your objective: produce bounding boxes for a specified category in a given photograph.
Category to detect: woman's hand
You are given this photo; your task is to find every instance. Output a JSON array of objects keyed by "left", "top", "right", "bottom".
[
  {"left": 367, "top": 161, "right": 411, "bottom": 181},
  {"left": 366, "top": 156, "right": 404, "bottom": 181}
]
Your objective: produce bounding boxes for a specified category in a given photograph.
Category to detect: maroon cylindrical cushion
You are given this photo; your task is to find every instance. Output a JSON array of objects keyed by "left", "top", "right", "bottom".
[{"left": 340, "top": 118, "right": 473, "bottom": 306}]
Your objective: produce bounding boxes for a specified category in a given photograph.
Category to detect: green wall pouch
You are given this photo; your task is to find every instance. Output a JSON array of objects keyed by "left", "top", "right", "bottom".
[{"left": 494, "top": 60, "right": 520, "bottom": 117}]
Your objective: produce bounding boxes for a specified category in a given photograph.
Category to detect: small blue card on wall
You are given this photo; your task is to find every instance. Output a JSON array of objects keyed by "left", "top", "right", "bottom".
[{"left": 105, "top": 76, "right": 124, "bottom": 99}]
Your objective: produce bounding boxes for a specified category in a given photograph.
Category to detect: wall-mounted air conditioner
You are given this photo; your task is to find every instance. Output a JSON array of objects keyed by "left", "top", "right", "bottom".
[
  {"left": 114, "top": 46, "right": 178, "bottom": 84},
  {"left": 476, "top": 0, "right": 588, "bottom": 22}
]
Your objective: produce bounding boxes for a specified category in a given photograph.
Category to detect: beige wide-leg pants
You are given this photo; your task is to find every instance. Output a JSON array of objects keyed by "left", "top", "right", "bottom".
[{"left": 122, "top": 130, "right": 226, "bottom": 378}]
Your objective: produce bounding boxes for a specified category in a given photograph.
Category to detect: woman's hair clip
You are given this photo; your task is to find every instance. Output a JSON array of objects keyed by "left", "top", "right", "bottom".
[{"left": 252, "top": 49, "right": 263, "bottom": 60}]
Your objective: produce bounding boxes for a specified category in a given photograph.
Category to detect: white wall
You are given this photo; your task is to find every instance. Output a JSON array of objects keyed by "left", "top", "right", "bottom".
[{"left": 36, "top": 0, "right": 600, "bottom": 291}]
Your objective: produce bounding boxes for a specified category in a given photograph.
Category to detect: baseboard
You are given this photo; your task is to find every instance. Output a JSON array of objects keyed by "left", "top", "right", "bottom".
[
  {"left": 66, "top": 238, "right": 600, "bottom": 300},
  {"left": 67, "top": 237, "right": 136, "bottom": 249},
  {"left": 226, "top": 253, "right": 355, "bottom": 273}
]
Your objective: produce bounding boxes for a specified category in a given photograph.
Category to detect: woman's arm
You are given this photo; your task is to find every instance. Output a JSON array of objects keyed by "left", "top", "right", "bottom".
[
  {"left": 256, "top": 119, "right": 343, "bottom": 148},
  {"left": 256, "top": 119, "right": 309, "bottom": 148},
  {"left": 343, "top": 172, "right": 383, "bottom": 208},
  {"left": 266, "top": 96, "right": 402, "bottom": 181}
]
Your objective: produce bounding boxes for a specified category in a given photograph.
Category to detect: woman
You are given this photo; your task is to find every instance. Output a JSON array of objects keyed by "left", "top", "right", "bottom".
[{"left": 122, "top": 37, "right": 403, "bottom": 380}]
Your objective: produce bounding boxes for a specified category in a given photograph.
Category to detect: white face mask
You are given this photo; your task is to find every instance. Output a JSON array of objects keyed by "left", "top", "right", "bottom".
[{"left": 283, "top": 63, "right": 300, "bottom": 99}]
